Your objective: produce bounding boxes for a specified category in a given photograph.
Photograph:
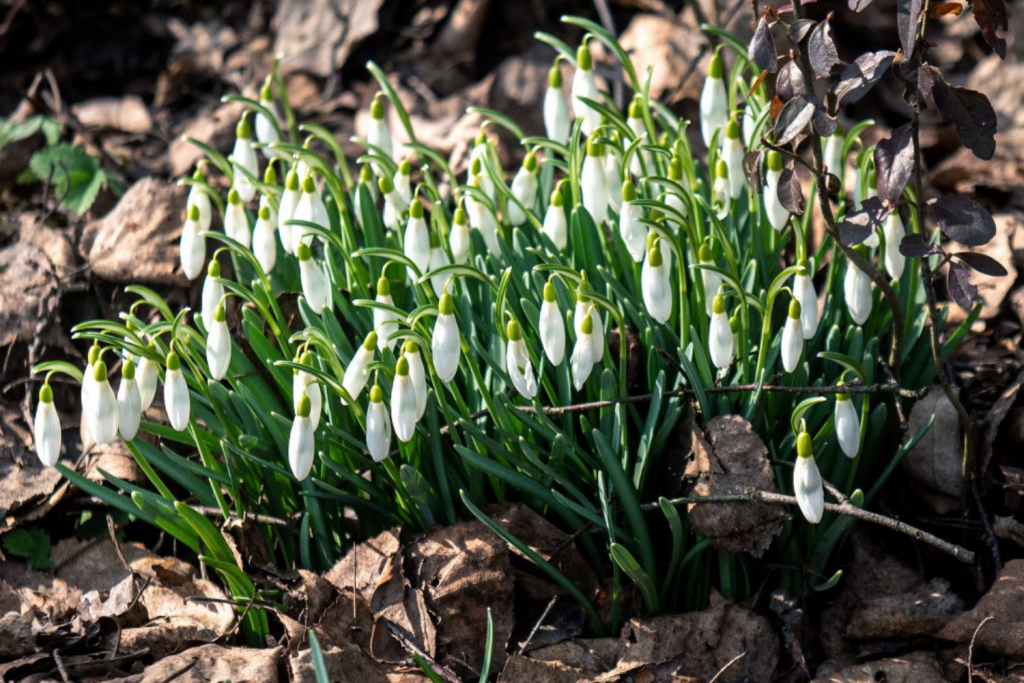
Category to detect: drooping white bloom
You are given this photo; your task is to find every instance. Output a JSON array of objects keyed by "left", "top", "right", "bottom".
[
  {"left": 741, "top": 98, "right": 760, "bottom": 148},
  {"left": 404, "top": 341, "right": 428, "bottom": 420},
  {"left": 366, "top": 384, "right": 391, "bottom": 462},
  {"left": 292, "top": 351, "right": 322, "bottom": 429},
  {"left": 505, "top": 320, "right": 538, "bottom": 399},
  {"left": 253, "top": 204, "right": 277, "bottom": 273},
  {"left": 699, "top": 49, "right": 728, "bottom": 148},
  {"left": 206, "top": 304, "right": 231, "bottom": 381},
  {"left": 404, "top": 201, "right": 431, "bottom": 278},
  {"left": 391, "top": 355, "right": 419, "bottom": 443},
  {"left": 581, "top": 138, "right": 609, "bottom": 223},
  {"left": 570, "top": 307, "right": 598, "bottom": 390},
  {"left": 255, "top": 80, "right": 282, "bottom": 160},
  {"left": 374, "top": 274, "right": 400, "bottom": 352},
  {"left": 187, "top": 168, "right": 212, "bottom": 232},
  {"left": 543, "top": 185, "right": 568, "bottom": 250},
  {"left": 539, "top": 280, "right": 565, "bottom": 366},
  {"left": 117, "top": 359, "right": 142, "bottom": 441},
  {"left": 543, "top": 63, "right": 571, "bottom": 144},
  {"left": 224, "top": 188, "right": 250, "bottom": 249},
  {"left": 292, "top": 175, "right": 326, "bottom": 251},
  {"left": 823, "top": 130, "right": 844, "bottom": 181},
  {"left": 712, "top": 159, "right": 730, "bottom": 220},
  {"left": 200, "top": 261, "right": 224, "bottom": 330},
  {"left": 449, "top": 205, "right": 471, "bottom": 264},
  {"left": 432, "top": 291, "right": 461, "bottom": 383},
  {"left": 764, "top": 150, "right": 790, "bottom": 232},
  {"left": 781, "top": 298, "right": 804, "bottom": 373},
  {"left": 466, "top": 172, "right": 500, "bottom": 254},
  {"left": 289, "top": 391, "right": 315, "bottom": 480},
  {"left": 883, "top": 211, "right": 906, "bottom": 280},
  {"left": 427, "top": 233, "right": 450, "bottom": 298},
  {"left": 641, "top": 237, "right": 672, "bottom": 323},
  {"left": 508, "top": 152, "right": 539, "bottom": 226},
  {"left": 378, "top": 174, "right": 409, "bottom": 226},
  {"left": 180, "top": 203, "right": 205, "bottom": 281},
  {"left": 574, "top": 281, "right": 604, "bottom": 363},
  {"left": 604, "top": 144, "right": 623, "bottom": 214},
  {"left": 467, "top": 143, "right": 496, "bottom": 205},
  {"left": 664, "top": 155, "right": 689, "bottom": 229},
  {"left": 278, "top": 167, "right": 301, "bottom": 254},
  {"left": 793, "top": 262, "right": 819, "bottom": 340},
  {"left": 164, "top": 352, "right": 191, "bottom": 431},
  {"left": 231, "top": 115, "right": 259, "bottom": 203},
  {"left": 342, "top": 331, "right": 377, "bottom": 405},
  {"left": 297, "top": 243, "right": 331, "bottom": 313},
  {"left": 699, "top": 242, "right": 722, "bottom": 317},
  {"left": 80, "top": 348, "right": 97, "bottom": 438},
  {"left": 709, "top": 294, "right": 734, "bottom": 370},
  {"left": 844, "top": 252, "right": 873, "bottom": 325},
  {"left": 571, "top": 43, "right": 601, "bottom": 136},
  {"left": 835, "top": 392, "right": 861, "bottom": 458},
  {"left": 34, "top": 383, "right": 61, "bottom": 467},
  {"left": 627, "top": 96, "right": 652, "bottom": 176},
  {"left": 393, "top": 157, "right": 413, "bottom": 207},
  {"left": 861, "top": 170, "right": 881, "bottom": 247},
  {"left": 793, "top": 431, "right": 824, "bottom": 523},
  {"left": 137, "top": 350, "right": 158, "bottom": 412},
  {"left": 87, "top": 359, "right": 118, "bottom": 445},
  {"left": 367, "top": 93, "right": 394, "bottom": 163},
  {"left": 619, "top": 181, "right": 646, "bottom": 263},
  {"left": 722, "top": 119, "right": 746, "bottom": 200}
]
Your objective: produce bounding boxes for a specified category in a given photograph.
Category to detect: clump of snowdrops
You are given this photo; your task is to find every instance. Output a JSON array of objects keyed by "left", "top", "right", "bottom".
[{"left": 31, "top": 16, "right": 970, "bottom": 639}]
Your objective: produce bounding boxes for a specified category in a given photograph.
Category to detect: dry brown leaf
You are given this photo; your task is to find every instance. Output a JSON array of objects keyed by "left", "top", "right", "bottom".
[
  {"left": 0, "top": 240, "right": 60, "bottom": 347},
  {"left": 273, "top": 0, "right": 383, "bottom": 77},
  {"left": 527, "top": 638, "right": 622, "bottom": 674},
  {"left": 938, "top": 559, "right": 1024, "bottom": 655},
  {"left": 289, "top": 638, "right": 392, "bottom": 683},
  {"left": 846, "top": 578, "right": 964, "bottom": 639},
  {"left": 107, "top": 643, "right": 283, "bottom": 683},
  {"left": 0, "top": 441, "right": 64, "bottom": 527},
  {"left": 72, "top": 96, "right": 153, "bottom": 133},
  {"left": 615, "top": 14, "right": 706, "bottom": 104},
  {"left": 168, "top": 100, "right": 244, "bottom": 176},
  {"left": 684, "top": 415, "right": 786, "bottom": 556},
  {"left": 370, "top": 553, "right": 436, "bottom": 662},
  {"left": 498, "top": 654, "right": 589, "bottom": 683},
  {"left": 0, "top": 561, "right": 82, "bottom": 620},
  {"left": 325, "top": 527, "right": 401, "bottom": 604},
  {"left": 902, "top": 386, "right": 964, "bottom": 513},
  {"left": 811, "top": 651, "right": 948, "bottom": 683}
]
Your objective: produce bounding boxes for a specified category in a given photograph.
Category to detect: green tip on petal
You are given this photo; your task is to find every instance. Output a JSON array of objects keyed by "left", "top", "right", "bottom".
[
  {"left": 429, "top": 231, "right": 441, "bottom": 248},
  {"left": 166, "top": 352, "right": 181, "bottom": 371},
  {"left": 259, "top": 78, "right": 273, "bottom": 101},
  {"left": 263, "top": 164, "right": 277, "bottom": 185},
  {"left": 454, "top": 206, "right": 467, "bottom": 225},
  {"left": 628, "top": 95, "right": 644, "bottom": 119},
  {"left": 377, "top": 274, "right": 391, "bottom": 296},
  {"left": 586, "top": 137, "right": 604, "bottom": 157},
  {"left": 228, "top": 188, "right": 241, "bottom": 205},
  {"left": 506, "top": 319, "right": 523, "bottom": 341},
  {"left": 192, "top": 165, "right": 207, "bottom": 182},
  {"left": 543, "top": 280, "right": 557, "bottom": 302},
  {"left": 208, "top": 260, "right": 221, "bottom": 277},
  {"left": 403, "top": 339, "right": 419, "bottom": 355},
  {"left": 729, "top": 313, "right": 741, "bottom": 333},
  {"left": 648, "top": 243, "right": 663, "bottom": 267},
  {"left": 123, "top": 358, "right": 136, "bottom": 380},
  {"left": 88, "top": 342, "right": 100, "bottom": 365},
  {"left": 788, "top": 298, "right": 802, "bottom": 319},
  {"left": 548, "top": 64, "right": 562, "bottom": 88},
  {"left": 371, "top": 93, "right": 385, "bottom": 120},
  {"left": 837, "top": 391, "right": 852, "bottom": 402},
  {"left": 214, "top": 304, "right": 227, "bottom": 322},
  {"left": 550, "top": 186, "right": 565, "bottom": 207},
  {"left": 523, "top": 151, "right": 538, "bottom": 172},
  {"left": 259, "top": 205, "right": 271, "bottom": 221},
  {"left": 715, "top": 158, "right": 728, "bottom": 179},
  {"left": 93, "top": 360, "right": 107, "bottom": 382},
  {"left": 378, "top": 175, "right": 394, "bottom": 194},
  {"left": 396, "top": 356, "right": 410, "bottom": 376},
  {"left": 40, "top": 382, "right": 53, "bottom": 403},
  {"left": 438, "top": 291, "right": 455, "bottom": 315},
  {"left": 299, "top": 349, "right": 313, "bottom": 366},
  {"left": 576, "top": 43, "right": 592, "bottom": 70},
  {"left": 398, "top": 157, "right": 411, "bottom": 175},
  {"left": 646, "top": 230, "right": 659, "bottom": 250},
  {"left": 409, "top": 200, "right": 424, "bottom": 218},
  {"left": 296, "top": 242, "right": 312, "bottom": 260},
  {"left": 302, "top": 175, "right": 316, "bottom": 194},
  {"left": 668, "top": 155, "right": 683, "bottom": 180},
  {"left": 622, "top": 179, "right": 636, "bottom": 202},
  {"left": 286, "top": 168, "right": 300, "bottom": 190},
  {"left": 297, "top": 392, "right": 311, "bottom": 417},
  {"left": 359, "top": 165, "right": 372, "bottom": 183},
  {"left": 708, "top": 47, "right": 724, "bottom": 79},
  {"left": 470, "top": 155, "right": 483, "bottom": 177},
  {"left": 188, "top": 203, "right": 200, "bottom": 221},
  {"left": 364, "top": 330, "right": 378, "bottom": 350},
  {"left": 796, "top": 431, "right": 813, "bottom": 458},
  {"left": 236, "top": 114, "right": 252, "bottom": 139},
  {"left": 369, "top": 384, "right": 383, "bottom": 403},
  {"left": 712, "top": 293, "right": 726, "bottom": 315},
  {"left": 725, "top": 118, "right": 741, "bottom": 140},
  {"left": 767, "top": 150, "right": 783, "bottom": 172},
  {"left": 580, "top": 310, "right": 594, "bottom": 334},
  {"left": 699, "top": 241, "right": 714, "bottom": 262}
]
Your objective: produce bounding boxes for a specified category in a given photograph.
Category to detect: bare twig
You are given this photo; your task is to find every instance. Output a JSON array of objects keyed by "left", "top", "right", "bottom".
[
  {"left": 971, "top": 483, "right": 1003, "bottom": 571},
  {"left": 385, "top": 622, "right": 464, "bottom": 683},
  {"left": 708, "top": 652, "right": 747, "bottom": 683},
  {"left": 517, "top": 595, "right": 559, "bottom": 655},
  {"left": 967, "top": 615, "right": 994, "bottom": 683}
]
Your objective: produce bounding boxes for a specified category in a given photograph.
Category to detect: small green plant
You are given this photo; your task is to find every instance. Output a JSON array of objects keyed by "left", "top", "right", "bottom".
[{"left": 3, "top": 526, "right": 54, "bottom": 571}]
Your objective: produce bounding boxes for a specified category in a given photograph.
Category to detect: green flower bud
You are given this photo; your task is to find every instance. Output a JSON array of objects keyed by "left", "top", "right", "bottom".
[
  {"left": 236, "top": 114, "right": 252, "bottom": 139},
  {"left": 409, "top": 200, "right": 424, "bottom": 218},
  {"left": 507, "top": 319, "right": 523, "bottom": 341},
  {"left": 712, "top": 293, "right": 726, "bottom": 315},
  {"left": 708, "top": 47, "right": 724, "bottom": 79},
  {"left": 438, "top": 291, "right": 455, "bottom": 315},
  {"left": 548, "top": 63, "right": 563, "bottom": 88},
  {"left": 396, "top": 356, "right": 410, "bottom": 376},
  {"left": 297, "top": 391, "right": 311, "bottom": 417},
  {"left": 577, "top": 42, "right": 592, "bottom": 71},
  {"left": 767, "top": 150, "right": 783, "bottom": 172},
  {"left": 166, "top": 351, "right": 181, "bottom": 371},
  {"left": 296, "top": 242, "right": 312, "bottom": 260},
  {"left": 788, "top": 298, "right": 802, "bottom": 319},
  {"left": 796, "top": 430, "right": 813, "bottom": 458}
]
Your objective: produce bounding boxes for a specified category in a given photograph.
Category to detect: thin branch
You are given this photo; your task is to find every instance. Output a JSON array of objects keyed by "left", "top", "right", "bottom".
[
  {"left": 644, "top": 488, "right": 975, "bottom": 563},
  {"left": 385, "top": 622, "right": 464, "bottom": 683}
]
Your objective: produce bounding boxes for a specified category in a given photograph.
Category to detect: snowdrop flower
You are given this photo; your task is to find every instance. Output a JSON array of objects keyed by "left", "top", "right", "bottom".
[
  {"left": 404, "top": 200, "right": 430, "bottom": 278},
  {"left": 289, "top": 390, "right": 315, "bottom": 480},
  {"left": 367, "top": 93, "right": 394, "bottom": 164},
  {"left": 206, "top": 303, "right": 231, "bottom": 381},
  {"left": 781, "top": 298, "right": 804, "bottom": 373},
  {"left": 641, "top": 236, "right": 672, "bottom": 323},
  {"left": 180, "top": 203, "right": 205, "bottom": 281},
  {"left": 699, "top": 241, "right": 722, "bottom": 317},
  {"left": 34, "top": 382, "right": 61, "bottom": 467},
  {"left": 712, "top": 159, "right": 730, "bottom": 220},
  {"left": 823, "top": 128, "right": 844, "bottom": 181},
  {"left": 505, "top": 320, "right": 538, "bottom": 399},
  {"left": 764, "top": 150, "right": 790, "bottom": 232},
  {"left": 255, "top": 78, "right": 282, "bottom": 159},
  {"left": 468, "top": 174, "right": 500, "bottom": 254},
  {"left": 730, "top": 312, "right": 741, "bottom": 357},
  {"left": 467, "top": 139, "right": 496, "bottom": 204},
  {"left": 366, "top": 383, "right": 391, "bottom": 462},
  {"left": 187, "top": 166, "right": 212, "bottom": 232},
  {"left": 137, "top": 344, "right": 158, "bottom": 411},
  {"left": 860, "top": 168, "right": 881, "bottom": 247},
  {"left": 539, "top": 280, "right": 565, "bottom": 366},
  {"left": 392, "top": 355, "right": 418, "bottom": 442},
  {"left": 297, "top": 243, "right": 331, "bottom": 313},
  {"left": 292, "top": 174, "right": 326, "bottom": 251},
  {"left": 571, "top": 41, "right": 601, "bottom": 136},
  {"left": 722, "top": 118, "right": 746, "bottom": 200},
  {"left": 231, "top": 115, "right": 259, "bottom": 202},
  {"left": 699, "top": 48, "right": 727, "bottom": 149},
  {"left": 432, "top": 290, "right": 461, "bottom": 383},
  {"left": 342, "top": 331, "right": 377, "bottom": 404},
  {"left": 164, "top": 351, "right": 190, "bottom": 431},
  {"left": 664, "top": 155, "right": 689, "bottom": 227},
  {"left": 543, "top": 62, "right": 571, "bottom": 144},
  {"left": 354, "top": 165, "right": 377, "bottom": 228},
  {"left": 619, "top": 180, "right": 646, "bottom": 262},
  {"left": 741, "top": 98, "right": 760, "bottom": 148},
  {"left": 883, "top": 211, "right": 906, "bottom": 280},
  {"left": 87, "top": 358, "right": 118, "bottom": 445},
  {"left": 574, "top": 276, "right": 604, "bottom": 363},
  {"left": 793, "top": 259, "right": 818, "bottom": 340},
  {"left": 253, "top": 205, "right": 277, "bottom": 274},
  {"left": 449, "top": 205, "right": 471, "bottom": 264},
  {"left": 292, "top": 350, "right": 322, "bottom": 429},
  {"left": 627, "top": 96, "right": 651, "bottom": 176},
  {"left": 278, "top": 167, "right": 301, "bottom": 254},
  {"left": 117, "top": 359, "right": 141, "bottom": 441},
  {"left": 427, "top": 232, "right": 449, "bottom": 298},
  {"left": 374, "top": 273, "right": 400, "bottom": 352},
  {"left": 570, "top": 307, "right": 598, "bottom": 390},
  {"left": 80, "top": 345, "right": 98, "bottom": 438},
  {"left": 403, "top": 340, "right": 428, "bottom": 420},
  {"left": 605, "top": 136, "right": 623, "bottom": 214},
  {"left": 844, "top": 247, "right": 873, "bottom": 325},
  {"left": 508, "top": 151, "right": 539, "bottom": 226},
  {"left": 542, "top": 183, "right": 568, "bottom": 250},
  {"left": 224, "top": 188, "right": 250, "bottom": 249},
  {"left": 394, "top": 157, "right": 413, "bottom": 207},
  {"left": 835, "top": 389, "right": 861, "bottom": 458},
  {"left": 379, "top": 175, "right": 409, "bottom": 229},
  {"left": 793, "top": 429, "right": 824, "bottom": 523},
  {"left": 709, "top": 294, "right": 734, "bottom": 370},
  {"left": 581, "top": 137, "right": 609, "bottom": 223}
]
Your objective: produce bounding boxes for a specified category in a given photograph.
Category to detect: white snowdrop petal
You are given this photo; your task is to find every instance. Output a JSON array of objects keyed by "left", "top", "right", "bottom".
[
  {"left": 117, "top": 377, "right": 142, "bottom": 441},
  {"left": 165, "top": 368, "right": 191, "bottom": 431},
  {"left": 366, "top": 401, "right": 392, "bottom": 462},
  {"left": 34, "top": 401, "right": 61, "bottom": 467},
  {"left": 289, "top": 415, "right": 315, "bottom": 480},
  {"left": 835, "top": 398, "right": 861, "bottom": 458}
]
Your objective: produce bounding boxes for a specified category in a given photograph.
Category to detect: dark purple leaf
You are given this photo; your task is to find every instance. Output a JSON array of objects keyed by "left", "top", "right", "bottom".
[
  {"left": 749, "top": 17, "right": 778, "bottom": 73},
  {"left": 774, "top": 94, "right": 816, "bottom": 146},
  {"left": 932, "top": 77, "right": 997, "bottom": 160},
  {"left": 898, "top": 0, "right": 924, "bottom": 57},
  {"left": 849, "top": 0, "right": 875, "bottom": 11},
  {"left": 947, "top": 260, "right": 979, "bottom": 311},
  {"left": 874, "top": 123, "right": 915, "bottom": 205},
  {"left": 744, "top": 149, "right": 766, "bottom": 194},
  {"left": 953, "top": 252, "right": 1008, "bottom": 276},
  {"left": 777, "top": 0, "right": 818, "bottom": 13},
  {"left": 808, "top": 19, "right": 839, "bottom": 78},
  {"left": 788, "top": 19, "right": 816, "bottom": 44},
  {"left": 931, "top": 194, "right": 996, "bottom": 246},
  {"left": 972, "top": 0, "right": 1008, "bottom": 58},
  {"left": 834, "top": 51, "right": 896, "bottom": 105},
  {"left": 776, "top": 61, "right": 806, "bottom": 102},
  {"left": 899, "top": 233, "right": 942, "bottom": 258},
  {"left": 779, "top": 165, "right": 806, "bottom": 216},
  {"left": 813, "top": 107, "right": 838, "bottom": 137},
  {"left": 838, "top": 196, "right": 892, "bottom": 245}
]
